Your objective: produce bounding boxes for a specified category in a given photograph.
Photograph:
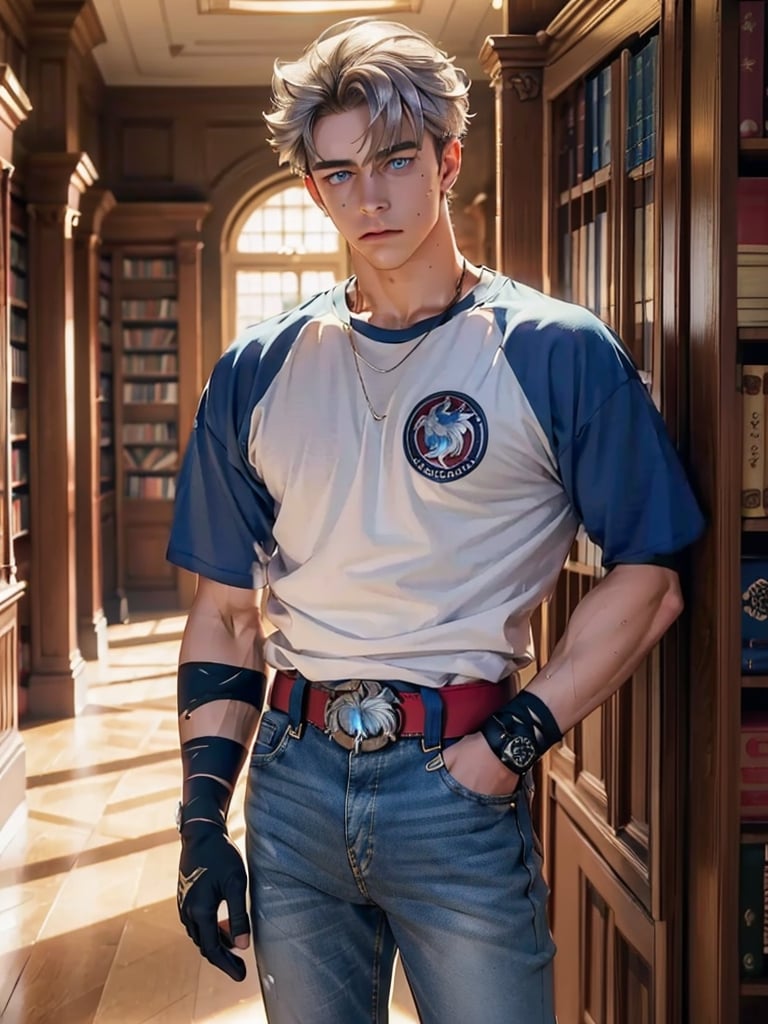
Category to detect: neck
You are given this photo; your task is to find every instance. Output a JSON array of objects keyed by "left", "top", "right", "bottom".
[{"left": 350, "top": 249, "right": 475, "bottom": 330}]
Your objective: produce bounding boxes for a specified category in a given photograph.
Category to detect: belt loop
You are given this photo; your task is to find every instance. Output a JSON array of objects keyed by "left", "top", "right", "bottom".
[
  {"left": 420, "top": 686, "right": 443, "bottom": 752},
  {"left": 288, "top": 675, "right": 308, "bottom": 739}
]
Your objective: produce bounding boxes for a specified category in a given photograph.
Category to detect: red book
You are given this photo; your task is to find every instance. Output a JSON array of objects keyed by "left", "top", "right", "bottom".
[
  {"left": 742, "top": 712, "right": 768, "bottom": 820},
  {"left": 738, "top": 177, "right": 768, "bottom": 245},
  {"left": 740, "top": 2, "right": 765, "bottom": 138}
]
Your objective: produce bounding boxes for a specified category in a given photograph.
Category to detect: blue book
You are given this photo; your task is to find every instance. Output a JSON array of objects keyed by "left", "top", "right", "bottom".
[
  {"left": 626, "top": 52, "right": 641, "bottom": 170},
  {"left": 742, "top": 558, "right": 768, "bottom": 670},
  {"left": 632, "top": 50, "right": 645, "bottom": 167},
  {"left": 642, "top": 36, "right": 659, "bottom": 163},
  {"left": 599, "top": 66, "right": 612, "bottom": 167},
  {"left": 586, "top": 73, "right": 600, "bottom": 175}
]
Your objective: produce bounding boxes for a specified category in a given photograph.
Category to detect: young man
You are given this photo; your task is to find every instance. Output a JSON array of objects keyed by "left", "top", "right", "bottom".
[{"left": 167, "top": 17, "right": 704, "bottom": 1024}]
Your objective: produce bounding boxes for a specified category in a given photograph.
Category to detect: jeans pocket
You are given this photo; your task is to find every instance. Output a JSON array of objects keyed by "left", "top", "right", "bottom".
[
  {"left": 433, "top": 758, "right": 519, "bottom": 807},
  {"left": 249, "top": 709, "right": 292, "bottom": 767}
]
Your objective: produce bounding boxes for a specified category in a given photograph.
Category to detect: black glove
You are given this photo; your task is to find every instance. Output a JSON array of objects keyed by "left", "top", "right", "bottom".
[{"left": 177, "top": 821, "right": 250, "bottom": 982}]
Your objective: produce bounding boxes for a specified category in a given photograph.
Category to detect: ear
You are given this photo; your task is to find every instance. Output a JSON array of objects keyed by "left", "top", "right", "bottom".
[
  {"left": 304, "top": 175, "right": 326, "bottom": 213},
  {"left": 439, "top": 137, "right": 462, "bottom": 194}
]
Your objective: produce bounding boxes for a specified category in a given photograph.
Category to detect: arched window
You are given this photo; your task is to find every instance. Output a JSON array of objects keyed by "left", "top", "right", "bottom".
[{"left": 226, "top": 182, "right": 346, "bottom": 342}]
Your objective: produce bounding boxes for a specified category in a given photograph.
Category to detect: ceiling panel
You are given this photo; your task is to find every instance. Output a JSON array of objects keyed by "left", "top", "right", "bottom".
[{"left": 90, "top": 0, "right": 505, "bottom": 86}]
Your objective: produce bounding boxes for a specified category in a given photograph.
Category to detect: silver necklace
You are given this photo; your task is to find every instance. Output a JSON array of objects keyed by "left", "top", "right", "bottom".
[{"left": 344, "top": 260, "right": 467, "bottom": 422}]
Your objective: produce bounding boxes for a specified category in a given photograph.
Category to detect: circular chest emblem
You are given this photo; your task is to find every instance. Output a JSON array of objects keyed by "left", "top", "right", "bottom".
[{"left": 403, "top": 391, "right": 488, "bottom": 482}]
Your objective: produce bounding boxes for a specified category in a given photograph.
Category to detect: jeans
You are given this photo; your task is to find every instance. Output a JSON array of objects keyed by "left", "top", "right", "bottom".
[{"left": 245, "top": 706, "right": 556, "bottom": 1024}]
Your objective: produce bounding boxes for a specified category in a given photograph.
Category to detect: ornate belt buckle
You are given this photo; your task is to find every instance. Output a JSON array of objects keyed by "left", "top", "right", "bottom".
[{"left": 324, "top": 680, "right": 402, "bottom": 753}]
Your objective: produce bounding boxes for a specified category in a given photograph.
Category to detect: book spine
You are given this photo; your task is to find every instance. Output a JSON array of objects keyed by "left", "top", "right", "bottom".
[
  {"left": 740, "top": 2, "right": 766, "bottom": 138},
  {"left": 644, "top": 36, "right": 658, "bottom": 162},
  {"left": 743, "top": 364, "right": 766, "bottom": 516},
  {"left": 587, "top": 74, "right": 600, "bottom": 175},
  {"left": 740, "top": 841, "right": 767, "bottom": 976},
  {"left": 576, "top": 81, "right": 586, "bottom": 184},
  {"left": 600, "top": 66, "right": 612, "bottom": 168}
]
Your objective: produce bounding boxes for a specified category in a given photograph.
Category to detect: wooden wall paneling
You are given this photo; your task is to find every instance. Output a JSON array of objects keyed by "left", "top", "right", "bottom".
[
  {"left": 73, "top": 186, "right": 115, "bottom": 660},
  {"left": 550, "top": 799, "right": 655, "bottom": 1024},
  {"left": 686, "top": 0, "right": 741, "bottom": 1021}
]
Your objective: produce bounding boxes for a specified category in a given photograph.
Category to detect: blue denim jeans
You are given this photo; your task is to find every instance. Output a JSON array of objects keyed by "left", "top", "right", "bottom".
[{"left": 245, "top": 706, "right": 556, "bottom": 1024}]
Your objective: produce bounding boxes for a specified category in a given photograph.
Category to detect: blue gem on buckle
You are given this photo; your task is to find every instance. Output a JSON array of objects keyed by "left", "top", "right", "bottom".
[{"left": 324, "top": 680, "right": 402, "bottom": 753}]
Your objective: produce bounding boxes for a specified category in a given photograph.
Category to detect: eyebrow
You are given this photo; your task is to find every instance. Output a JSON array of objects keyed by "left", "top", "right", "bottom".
[{"left": 311, "top": 140, "right": 418, "bottom": 172}]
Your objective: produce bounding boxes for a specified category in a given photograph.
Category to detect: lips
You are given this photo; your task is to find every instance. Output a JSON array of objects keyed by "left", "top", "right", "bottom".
[{"left": 360, "top": 229, "right": 400, "bottom": 240}]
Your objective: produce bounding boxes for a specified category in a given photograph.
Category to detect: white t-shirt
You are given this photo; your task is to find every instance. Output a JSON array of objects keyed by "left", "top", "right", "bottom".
[{"left": 168, "top": 270, "right": 703, "bottom": 687}]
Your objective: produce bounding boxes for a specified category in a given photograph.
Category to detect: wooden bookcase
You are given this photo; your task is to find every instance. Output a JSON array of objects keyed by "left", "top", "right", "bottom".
[
  {"left": 103, "top": 203, "right": 209, "bottom": 612},
  {"left": 9, "top": 185, "right": 30, "bottom": 710},
  {"left": 534, "top": 3, "right": 694, "bottom": 1021},
  {"left": 98, "top": 251, "right": 120, "bottom": 621}
]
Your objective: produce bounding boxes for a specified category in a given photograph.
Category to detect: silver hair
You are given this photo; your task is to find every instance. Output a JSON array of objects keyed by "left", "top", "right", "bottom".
[{"left": 264, "top": 18, "right": 471, "bottom": 177}]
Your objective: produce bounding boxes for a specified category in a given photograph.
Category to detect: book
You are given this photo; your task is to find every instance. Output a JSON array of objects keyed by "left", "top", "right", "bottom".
[
  {"left": 740, "top": 3, "right": 766, "bottom": 139},
  {"left": 743, "top": 715, "right": 768, "bottom": 820},
  {"left": 738, "top": 178, "right": 768, "bottom": 246},
  {"left": 599, "top": 66, "right": 612, "bottom": 167},
  {"left": 741, "top": 558, "right": 768, "bottom": 666},
  {"left": 739, "top": 835, "right": 768, "bottom": 977},
  {"left": 742, "top": 365, "right": 766, "bottom": 515}
]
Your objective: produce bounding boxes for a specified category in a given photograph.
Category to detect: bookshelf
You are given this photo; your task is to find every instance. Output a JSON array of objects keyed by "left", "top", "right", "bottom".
[
  {"left": 98, "top": 251, "right": 121, "bottom": 622},
  {"left": 104, "top": 202, "right": 208, "bottom": 611},
  {"left": 538, "top": 8, "right": 685, "bottom": 1020},
  {"left": 9, "top": 187, "right": 30, "bottom": 709},
  {"left": 734, "top": 3, "right": 768, "bottom": 1017}
]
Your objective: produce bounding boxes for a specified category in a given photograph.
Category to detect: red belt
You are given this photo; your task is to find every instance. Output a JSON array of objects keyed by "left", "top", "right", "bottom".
[{"left": 269, "top": 670, "right": 511, "bottom": 744}]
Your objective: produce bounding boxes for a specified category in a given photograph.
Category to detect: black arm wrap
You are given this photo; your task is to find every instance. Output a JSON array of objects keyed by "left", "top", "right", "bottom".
[
  {"left": 480, "top": 688, "right": 563, "bottom": 775},
  {"left": 177, "top": 661, "right": 266, "bottom": 717},
  {"left": 178, "top": 662, "right": 266, "bottom": 832}
]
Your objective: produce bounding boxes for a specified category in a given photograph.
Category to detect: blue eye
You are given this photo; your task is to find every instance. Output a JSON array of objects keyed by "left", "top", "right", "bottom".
[
  {"left": 326, "top": 169, "right": 351, "bottom": 185},
  {"left": 389, "top": 156, "right": 412, "bottom": 170}
]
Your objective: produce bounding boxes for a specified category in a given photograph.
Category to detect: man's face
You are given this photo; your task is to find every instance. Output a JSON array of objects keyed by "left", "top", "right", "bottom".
[{"left": 306, "top": 105, "right": 458, "bottom": 271}]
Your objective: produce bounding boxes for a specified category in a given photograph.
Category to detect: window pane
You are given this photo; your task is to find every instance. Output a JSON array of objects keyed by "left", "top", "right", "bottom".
[
  {"left": 236, "top": 271, "right": 298, "bottom": 335},
  {"left": 237, "top": 186, "right": 340, "bottom": 254}
]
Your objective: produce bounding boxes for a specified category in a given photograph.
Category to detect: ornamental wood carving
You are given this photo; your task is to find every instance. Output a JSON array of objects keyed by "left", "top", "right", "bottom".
[{"left": 507, "top": 69, "right": 542, "bottom": 101}]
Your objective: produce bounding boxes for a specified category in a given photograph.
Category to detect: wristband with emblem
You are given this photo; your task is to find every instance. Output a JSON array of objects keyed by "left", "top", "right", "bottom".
[{"left": 480, "top": 688, "right": 563, "bottom": 775}]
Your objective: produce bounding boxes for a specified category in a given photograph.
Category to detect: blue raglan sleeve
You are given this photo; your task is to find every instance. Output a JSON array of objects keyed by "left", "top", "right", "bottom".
[
  {"left": 505, "top": 301, "right": 705, "bottom": 567},
  {"left": 167, "top": 343, "right": 276, "bottom": 589}
]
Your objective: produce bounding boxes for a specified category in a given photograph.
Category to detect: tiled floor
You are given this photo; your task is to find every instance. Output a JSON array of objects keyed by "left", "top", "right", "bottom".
[{"left": 0, "top": 614, "right": 419, "bottom": 1023}]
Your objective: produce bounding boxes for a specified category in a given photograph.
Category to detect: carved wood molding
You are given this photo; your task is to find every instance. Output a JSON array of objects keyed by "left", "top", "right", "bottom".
[
  {"left": 28, "top": 0, "right": 105, "bottom": 56},
  {"left": 103, "top": 201, "right": 212, "bottom": 244},
  {"left": 0, "top": 64, "right": 32, "bottom": 132},
  {"left": 538, "top": 0, "right": 661, "bottom": 62},
  {"left": 507, "top": 69, "right": 542, "bottom": 101},
  {"left": 0, "top": 0, "right": 34, "bottom": 44},
  {"left": 480, "top": 34, "right": 547, "bottom": 82},
  {"left": 26, "top": 151, "right": 98, "bottom": 209},
  {"left": 76, "top": 187, "right": 116, "bottom": 237}
]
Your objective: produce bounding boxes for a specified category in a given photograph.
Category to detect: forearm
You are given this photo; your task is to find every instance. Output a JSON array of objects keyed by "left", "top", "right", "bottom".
[
  {"left": 527, "top": 563, "right": 683, "bottom": 734},
  {"left": 177, "top": 579, "right": 268, "bottom": 828}
]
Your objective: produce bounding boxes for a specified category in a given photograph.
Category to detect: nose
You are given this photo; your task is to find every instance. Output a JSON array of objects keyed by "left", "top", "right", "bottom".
[{"left": 359, "top": 170, "right": 389, "bottom": 215}]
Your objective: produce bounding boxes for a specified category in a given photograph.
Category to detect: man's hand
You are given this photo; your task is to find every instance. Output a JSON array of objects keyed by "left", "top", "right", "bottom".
[
  {"left": 442, "top": 731, "right": 521, "bottom": 796},
  {"left": 177, "top": 823, "right": 251, "bottom": 981}
]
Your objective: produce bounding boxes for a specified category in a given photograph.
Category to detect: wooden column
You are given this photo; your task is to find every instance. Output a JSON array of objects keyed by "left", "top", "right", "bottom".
[
  {"left": 479, "top": 34, "right": 547, "bottom": 285},
  {"left": 176, "top": 237, "right": 203, "bottom": 610},
  {"left": 73, "top": 187, "right": 115, "bottom": 661},
  {"left": 26, "top": 152, "right": 97, "bottom": 717}
]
